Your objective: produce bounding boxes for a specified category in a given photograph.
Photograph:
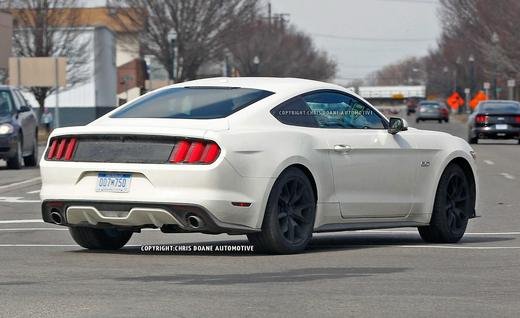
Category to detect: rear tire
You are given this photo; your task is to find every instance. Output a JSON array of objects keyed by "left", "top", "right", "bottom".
[
  {"left": 69, "top": 227, "right": 133, "bottom": 250},
  {"left": 416, "top": 118, "right": 420, "bottom": 123},
  {"left": 438, "top": 119, "right": 442, "bottom": 123},
  {"left": 247, "top": 167, "right": 316, "bottom": 254},
  {"left": 6, "top": 137, "right": 23, "bottom": 169},
  {"left": 23, "top": 138, "right": 38, "bottom": 167},
  {"left": 468, "top": 136, "right": 478, "bottom": 144},
  {"left": 418, "top": 164, "right": 473, "bottom": 243}
]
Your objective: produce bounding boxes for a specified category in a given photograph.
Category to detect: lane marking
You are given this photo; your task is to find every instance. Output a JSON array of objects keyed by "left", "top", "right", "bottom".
[
  {"left": 500, "top": 173, "right": 516, "bottom": 180},
  {"left": 0, "top": 219, "right": 44, "bottom": 224},
  {"left": 0, "top": 244, "right": 140, "bottom": 247},
  {"left": 0, "top": 228, "right": 67, "bottom": 231},
  {"left": 483, "top": 160, "right": 495, "bottom": 165},
  {"left": 359, "top": 230, "right": 520, "bottom": 236},
  {"left": 0, "top": 197, "right": 40, "bottom": 203},
  {"left": 400, "top": 245, "right": 520, "bottom": 250},
  {"left": 0, "top": 177, "right": 41, "bottom": 191},
  {"left": 27, "top": 190, "right": 40, "bottom": 194}
]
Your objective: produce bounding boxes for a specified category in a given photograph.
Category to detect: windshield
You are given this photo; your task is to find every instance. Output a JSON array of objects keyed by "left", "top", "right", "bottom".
[
  {"left": 111, "top": 87, "right": 274, "bottom": 119},
  {"left": 480, "top": 102, "right": 520, "bottom": 114},
  {"left": 0, "top": 90, "right": 14, "bottom": 116}
]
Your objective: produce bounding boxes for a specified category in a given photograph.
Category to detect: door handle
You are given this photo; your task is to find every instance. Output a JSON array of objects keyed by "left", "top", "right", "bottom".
[{"left": 333, "top": 145, "right": 352, "bottom": 153}]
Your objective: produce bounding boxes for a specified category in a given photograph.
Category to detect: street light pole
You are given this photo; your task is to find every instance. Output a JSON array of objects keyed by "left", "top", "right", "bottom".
[
  {"left": 491, "top": 32, "right": 500, "bottom": 99},
  {"left": 253, "top": 56, "right": 260, "bottom": 76},
  {"left": 167, "top": 31, "right": 177, "bottom": 83}
]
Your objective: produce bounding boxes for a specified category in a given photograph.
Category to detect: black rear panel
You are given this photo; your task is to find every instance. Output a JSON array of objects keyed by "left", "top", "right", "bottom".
[
  {"left": 56, "top": 135, "right": 177, "bottom": 164},
  {"left": 475, "top": 113, "right": 520, "bottom": 127}
]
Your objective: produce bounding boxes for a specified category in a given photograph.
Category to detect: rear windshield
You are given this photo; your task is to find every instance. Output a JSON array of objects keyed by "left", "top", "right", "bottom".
[
  {"left": 111, "top": 87, "right": 274, "bottom": 119},
  {"left": 420, "top": 103, "right": 441, "bottom": 109},
  {"left": 480, "top": 102, "right": 520, "bottom": 114}
]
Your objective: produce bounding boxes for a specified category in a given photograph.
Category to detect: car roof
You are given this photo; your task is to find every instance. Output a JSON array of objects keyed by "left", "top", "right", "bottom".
[{"left": 167, "top": 77, "right": 345, "bottom": 95}]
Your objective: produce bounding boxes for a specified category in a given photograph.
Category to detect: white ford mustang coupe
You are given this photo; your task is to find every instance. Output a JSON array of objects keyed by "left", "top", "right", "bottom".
[{"left": 40, "top": 77, "right": 478, "bottom": 254}]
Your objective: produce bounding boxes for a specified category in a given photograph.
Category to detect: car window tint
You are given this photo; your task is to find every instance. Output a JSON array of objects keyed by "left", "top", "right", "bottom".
[
  {"left": 14, "top": 90, "right": 29, "bottom": 107},
  {"left": 302, "top": 92, "right": 386, "bottom": 129},
  {"left": 112, "top": 87, "right": 274, "bottom": 119},
  {"left": 0, "top": 91, "right": 14, "bottom": 115},
  {"left": 270, "top": 96, "right": 319, "bottom": 127},
  {"left": 12, "top": 90, "right": 24, "bottom": 110}
]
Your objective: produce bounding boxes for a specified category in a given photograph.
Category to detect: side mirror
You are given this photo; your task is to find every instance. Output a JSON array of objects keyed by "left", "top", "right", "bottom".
[
  {"left": 388, "top": 117, "right": 408, "bottom": 135},
  {"left": 19, "top": 105, "right": 32, "bottom": 113}
]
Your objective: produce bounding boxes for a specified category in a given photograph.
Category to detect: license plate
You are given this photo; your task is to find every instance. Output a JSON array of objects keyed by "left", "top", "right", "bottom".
[
  {"left": 496, "top": 124, "right": 508, "bottom": 130},
  {"left": 96, "top": 173, "right": 131, "bottom": 193}
]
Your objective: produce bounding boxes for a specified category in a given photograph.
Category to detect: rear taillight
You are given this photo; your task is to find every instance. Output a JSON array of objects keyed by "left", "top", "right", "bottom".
[
  {"left": 475, "top": 114, "right": 488, "bottom": 124},
  {"left": 169, "top": 139, "right": 221, "bottom": 164},
  {"left": 515, "top": 116, "right": 520, "bottom": 124},
  {"left": 47, "top": 137, "right": 78, "bottom": 161}
]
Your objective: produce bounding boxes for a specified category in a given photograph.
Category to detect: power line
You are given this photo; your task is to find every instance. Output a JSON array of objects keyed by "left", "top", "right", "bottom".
[{"left": 312, "top": 33, "right": 436, "bottom": 42}]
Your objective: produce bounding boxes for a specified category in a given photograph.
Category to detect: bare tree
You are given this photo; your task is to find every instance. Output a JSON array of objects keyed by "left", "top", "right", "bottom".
[
  {"left": 111, "top": 0, "right": 258, "bottom": 82},
  {"left": 368, "top": 57, "right": 426, "bottom": 86},
  {"left": 226, "top": 20, "right": 337, "bottom": 80},
  {"left": 7, "top": 0, "right": 90, "bottom": 118}
]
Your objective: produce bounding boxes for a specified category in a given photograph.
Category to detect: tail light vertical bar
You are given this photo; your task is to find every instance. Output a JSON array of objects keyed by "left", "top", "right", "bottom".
[{"left": 64, "top": 138, "right": 77, "bottom": 160}]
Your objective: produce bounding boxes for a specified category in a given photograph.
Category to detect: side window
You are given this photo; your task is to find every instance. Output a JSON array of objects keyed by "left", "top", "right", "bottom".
[
  {"left": 270, "top": 96, "right": 319, "bottom": 127},
  {"left": 11, "top": 90, "right": 23, "bottom": 110},
  {"left": 14, "top": 90, "right": 29, "bottom": 107},
  {"left": 302, "top": 92, "right": 386, "bottom": 129}
]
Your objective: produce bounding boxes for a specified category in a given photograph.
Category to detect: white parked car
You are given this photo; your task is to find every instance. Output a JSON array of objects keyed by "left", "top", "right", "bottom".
[{"left": 40, "top": 78, "right": 478, "bottom": 254}]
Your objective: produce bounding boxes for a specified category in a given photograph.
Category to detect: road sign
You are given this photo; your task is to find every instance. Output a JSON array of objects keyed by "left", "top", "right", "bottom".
[
  {"left": 0, "top": 12, "right": 12, "bottom": 72},
  {"left": 507, "top": 79, "right": 516, "bottom": 87},
  {"left": 9, "top": 57, "right": 67, "bottom": 87},
  {"left": 464, "top": 88, "right": 471, "bottom": 95},
  {"left": 470, "top": 91, "right": 488, "bottom": 110},
  {"left": 447, "top": 92, "right": 464, "bottom": 110},
  {"left": 483, "top": 82, "right": 491, "bottom": 89}
]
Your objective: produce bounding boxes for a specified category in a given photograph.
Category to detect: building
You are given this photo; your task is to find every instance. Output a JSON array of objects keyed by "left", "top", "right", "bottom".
[{"left": 358, "top": 85, "right": 426, "bottom": 107}]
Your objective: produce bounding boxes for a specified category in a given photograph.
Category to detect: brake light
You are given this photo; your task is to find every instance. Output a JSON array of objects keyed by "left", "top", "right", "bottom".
[
  {"left": 515, "top": 116, "right": 520, "bottom": 124},
  {"left": 169, "top": 139, "right": 221, "bottom": 164},
  {"left": 475, "top": 114, "right": 488, "bottom": 124},
  {"left": 47, "top": 137, "right": 78, "bottom": 161}
]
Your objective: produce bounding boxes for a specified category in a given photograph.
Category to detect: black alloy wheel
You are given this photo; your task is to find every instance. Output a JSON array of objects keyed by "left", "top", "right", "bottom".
[
  {"left": 247, "top": 167, "right": 316, "bottom": 254},
  {"left": 419, "top": 164, "right": 473, "bottom": 243}
]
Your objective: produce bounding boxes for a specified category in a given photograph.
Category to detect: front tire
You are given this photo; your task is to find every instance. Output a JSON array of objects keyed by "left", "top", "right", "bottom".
[
  {"left": 23, "top": 138, "right": 38, "bottom": 167},
  {"left": 69, "top": 227, "right": 133, "bottom": 250},
  {"left": 418, "top": 164, "right": 473, "bottom": 243},
  {"left": 247, "top": 167, "right": 316, "bottom": 254},
  {"left": 6, "top": 137, "right": 23, "bottom": 169}
]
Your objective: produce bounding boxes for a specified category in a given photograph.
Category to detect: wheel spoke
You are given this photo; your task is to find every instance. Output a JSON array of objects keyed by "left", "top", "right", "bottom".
[
  {"left": 287, "top": 218, "right": 295, "bottom": 241},
  {"left": 278, "top": 211, "right": 288, "bottom": 220},
  {"left": 291, "top": 209, "right": 307, "bottom": 224}
]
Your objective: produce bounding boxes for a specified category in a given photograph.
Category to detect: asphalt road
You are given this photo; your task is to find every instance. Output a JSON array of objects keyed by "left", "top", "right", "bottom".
[{"left": 0, "top": 115, "right": 519, "bottom": 318}]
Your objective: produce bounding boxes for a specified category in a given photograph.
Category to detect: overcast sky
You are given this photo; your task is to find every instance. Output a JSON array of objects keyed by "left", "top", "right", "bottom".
[{"left": 270, "top": 0, "right": 441, "bottom": 84}]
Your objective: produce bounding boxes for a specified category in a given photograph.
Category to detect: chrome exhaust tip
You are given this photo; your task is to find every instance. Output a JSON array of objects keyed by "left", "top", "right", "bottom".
[
  {"left": 186, "top": 215, "right": 204, "bottom": 229},
  {"left": 50, "top": 211, "right": 63, "bottom": 225}
]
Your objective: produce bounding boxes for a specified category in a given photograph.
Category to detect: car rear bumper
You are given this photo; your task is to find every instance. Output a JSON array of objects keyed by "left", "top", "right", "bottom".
[
  {"left": 40, "top": 158, "right": 275, "bottom": 232},
  {"left": 471, "top": 126, "right": 520, "bottom": 139}
]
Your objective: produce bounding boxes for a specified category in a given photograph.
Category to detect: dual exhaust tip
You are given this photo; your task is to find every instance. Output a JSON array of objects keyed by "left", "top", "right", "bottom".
[
  {"left": 186, "top": 214, "right": 204, "bottom": 229},
  {"left": 50, "top": 210, "right": 63, "bottom": 225},
  {"left": 50, "top": 208, "right": 205, "bottom": 230}
]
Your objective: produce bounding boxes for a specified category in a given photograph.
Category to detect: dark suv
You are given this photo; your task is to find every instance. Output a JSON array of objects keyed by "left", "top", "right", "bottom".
[{"left": 0, "top": 86, "right": 38, "bottom": 169}]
